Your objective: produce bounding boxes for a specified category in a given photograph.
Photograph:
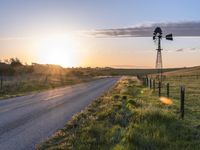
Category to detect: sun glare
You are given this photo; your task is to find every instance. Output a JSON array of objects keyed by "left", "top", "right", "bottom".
[
  {"left": 159, "top": 97, "right": 173, "bottom": 105},
  {"left": 37, "top": 36, "right": 78, "bottom": 67}
]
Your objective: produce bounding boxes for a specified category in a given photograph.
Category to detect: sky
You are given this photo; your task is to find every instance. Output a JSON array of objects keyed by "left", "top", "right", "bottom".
[{"left": 0, "top": 0, "right": 200, "bottom": 68}]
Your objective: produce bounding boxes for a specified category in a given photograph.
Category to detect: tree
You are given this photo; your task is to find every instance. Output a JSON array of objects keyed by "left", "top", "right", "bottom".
[{"left": 9, "top": 58, "right": 23, "bottom": 67}]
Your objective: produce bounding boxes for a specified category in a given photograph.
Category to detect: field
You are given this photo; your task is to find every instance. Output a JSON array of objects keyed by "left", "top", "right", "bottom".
[
  {"left": 0, "top": 64, "right": 97, "bottom": 99},
  {"left": 155, "top": 67, "right": 200, "bottom": 126},
  {"left": 38, "top": 75, "right": 200, "bottom": 150},
  {"left": 0, "top": 62, "right": 180, "bottom": 100}
]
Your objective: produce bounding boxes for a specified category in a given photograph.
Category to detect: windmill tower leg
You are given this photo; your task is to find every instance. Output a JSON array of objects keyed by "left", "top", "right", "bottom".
[
  {"left": 156, "top": 50, "right": 162, "bottom": 69},
  {"left": 156, "top": 50, "right": 163, "bottom": 81}
]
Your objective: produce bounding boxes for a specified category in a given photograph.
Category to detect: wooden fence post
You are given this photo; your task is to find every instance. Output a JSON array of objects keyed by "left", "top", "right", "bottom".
[
  {"left": 167, "top": 83, "right": 169, "bottom": 98},
  {"left": 149, "top": 79, "right": 152, "bottom": 89},
  {"left": 146, "top": 78, "right": 149, "bottom": 87},
  {"left": 158, "top": 81, "right": 161, "bottom": 97},
  {"left": 180, "top": 86, "right": 185, "bottom": 119},
  {"left": 143, "top": 78, "right": 145, "bottom": 86},
  {"left": 153, "top": 80, "right": 155, "bottom": 91},
  {"left": 44, "top": 74, "right": 48, "bottom": 84},
  {"left": 0, "top": 75, "right": 3, "bottom": 90}
]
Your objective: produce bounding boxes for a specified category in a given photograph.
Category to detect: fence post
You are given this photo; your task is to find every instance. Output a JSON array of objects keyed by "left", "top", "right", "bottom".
[
  {"left": 158, "top": 81, "right": 161, "bottom": 97},
  {"left": 153, "top": 80, "right": 155, "bottom": 91},
  {"left": 142, "top": 78, "right": 145, "bottom": 86},
  {"left": 146, "top": 78, "right": 149, "bottom": 87},
  {"left": 149, "top": 79, "right": 152, "bottom": 89},
  {"left": 180, "top": 86, "right": 185, "bottom": 119},
  {"left": 167, "top": 83, "right": 169, "bottom": 98},
  {"left": 44, "top": 75, "right": 48, "bottom": 84},
  {"left": 0, "top": 75, "right": 3, "bottom": 90},
  {"left": 145, "top": 78, "right": 147, "bottom": 87}
]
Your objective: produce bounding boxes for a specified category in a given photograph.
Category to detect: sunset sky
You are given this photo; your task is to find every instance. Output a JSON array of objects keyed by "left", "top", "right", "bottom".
[{"left": 0, "top": 0, "right": 200, "bottom": 68}]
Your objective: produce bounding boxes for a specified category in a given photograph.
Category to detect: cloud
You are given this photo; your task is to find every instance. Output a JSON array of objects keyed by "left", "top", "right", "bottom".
[
  {"left": 91, "top": 21, "right": 200, "bottom": 37},
  {"left": 176, "top": 48, "right": 184, "bottom": 52},
  {"left": 190, "top": 48, "right": 197, "bottom": 51},
  {"left": 189, "top": 48, "right": 200, "bottom": 52},
  {"left": 175, "top": 48, "right": 200, "bottom": 52}
]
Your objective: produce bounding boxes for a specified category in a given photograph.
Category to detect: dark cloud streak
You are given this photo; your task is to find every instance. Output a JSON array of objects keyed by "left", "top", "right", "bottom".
[
  {"left": 176, "top": 48, "right": 184, "bottom": 52},
  {"left": 175, "top": 48, "right": 200, "bottom": 52},
  {"left": 92, "top": 21, "right": 200, "bottom": 37}
]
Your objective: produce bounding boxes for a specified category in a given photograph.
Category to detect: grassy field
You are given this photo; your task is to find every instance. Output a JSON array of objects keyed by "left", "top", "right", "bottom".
[
  {"left": 0, "top": 73, "right": 98, "bottom": 100},
  {"left": 0, "top": 61, "right": 181, "bottom": 100},
  {"left": 38, "top": 76, "right": 200, "bottom": 150},
  {"left": 0, "top": 63, "right": 101, "bottom": 99},
  {"left": 151, "top": 67, "right": 200, "bottom": 127}
]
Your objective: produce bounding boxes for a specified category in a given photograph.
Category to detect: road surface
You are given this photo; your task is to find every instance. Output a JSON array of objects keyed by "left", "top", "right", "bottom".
[{"left": 0, "top": 77, "right": 119, "bottom": 150}]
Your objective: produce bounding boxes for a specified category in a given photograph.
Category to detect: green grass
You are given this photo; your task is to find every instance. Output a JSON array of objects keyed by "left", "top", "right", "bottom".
[
  {"left": 38, "top": 76, "right": 200, "bottom": 150},
  {"left": 155, "top": 75, "right": 200, "bottom": 127},
  {"left": 0, "top": 74, "right": 96, "bottom": 100}
]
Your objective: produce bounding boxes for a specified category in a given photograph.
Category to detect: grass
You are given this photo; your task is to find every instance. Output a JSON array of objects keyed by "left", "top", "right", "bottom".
[
  {"left": 0, "top": 73, "right": 97, "bottom": 100},
  {"left": 152, "top": 74, "right": 200, "bottom": 127},
  {"left": 0, "top": 63, "right": 181, "bottom": 100},
  {"left": 38, "top": 76, "right": 200, "bottom": 150}
]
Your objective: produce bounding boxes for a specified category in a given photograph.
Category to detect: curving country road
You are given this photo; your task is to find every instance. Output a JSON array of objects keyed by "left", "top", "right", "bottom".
[{"left": 0, "top": 77, "right": 119, "bottom": 150}]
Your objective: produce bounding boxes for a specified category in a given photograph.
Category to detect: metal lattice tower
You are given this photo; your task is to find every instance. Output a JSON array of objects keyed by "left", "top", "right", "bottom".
[
  {"left": 155, "top": 35, "right": 163, "bottom": 71},
  {"left": 156, "top": 50, "right": 162, "bottom": 69},
  {"left": 153, "top": 27, "right": 173, "bottom": 82},
  {"left": 153, "top": 27, "right": 163, "bottom": 82}
]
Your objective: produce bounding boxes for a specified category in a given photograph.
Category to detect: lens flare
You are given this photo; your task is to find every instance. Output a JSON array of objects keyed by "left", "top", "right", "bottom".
[{"left": 159, "top": 97, "right": 173, "bottom": 105}]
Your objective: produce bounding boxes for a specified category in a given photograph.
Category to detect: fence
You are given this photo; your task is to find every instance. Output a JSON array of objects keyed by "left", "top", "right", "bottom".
[{"left": 138, "top": 75, "right": 200, "bottom": 120}]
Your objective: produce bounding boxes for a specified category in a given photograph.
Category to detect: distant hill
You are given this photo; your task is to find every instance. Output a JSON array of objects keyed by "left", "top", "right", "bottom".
[
  {"left": 163, "top": 66, "right": 200, "bottom": 76},
  {"left": 0, "top": 62, "right": 182, "bottom": 76},
  {"left": 64, "top": 67, "right": 183, "bottom": 77}
]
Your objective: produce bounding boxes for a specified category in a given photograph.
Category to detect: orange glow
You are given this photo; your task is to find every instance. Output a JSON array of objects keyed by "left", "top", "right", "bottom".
[
  {"left": 159, "top": 97, "right": 173, "bottom": 105},
  {"left": 36, "top": 36, "right": 79, "bottom": 67}
]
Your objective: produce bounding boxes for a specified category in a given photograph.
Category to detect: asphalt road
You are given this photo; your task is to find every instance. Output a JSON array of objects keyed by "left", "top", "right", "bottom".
[{"left": 0, "top": 77, "right": 119, "bottom": 150}]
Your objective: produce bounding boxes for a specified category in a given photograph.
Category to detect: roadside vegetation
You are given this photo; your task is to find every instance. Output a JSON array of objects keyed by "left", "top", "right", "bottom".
[
  {"left": 0, "top": 59, "right": 97, "bottom": 99},
  {"left": 0, "top": 58, "right": 180, "bottom": 100},
  {"left": 38, "top": 76, "right": 200, "bottom": 150}
]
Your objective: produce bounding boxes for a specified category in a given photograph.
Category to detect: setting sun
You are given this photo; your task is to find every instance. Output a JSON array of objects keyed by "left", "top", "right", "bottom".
[{"left": 37, "top": 36, "right": 78, "bottom": 67}]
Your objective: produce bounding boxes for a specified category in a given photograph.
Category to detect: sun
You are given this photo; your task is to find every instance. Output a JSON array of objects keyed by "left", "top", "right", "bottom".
[{"left": 37, "top": 36, "right": 78, "bottom": 67}]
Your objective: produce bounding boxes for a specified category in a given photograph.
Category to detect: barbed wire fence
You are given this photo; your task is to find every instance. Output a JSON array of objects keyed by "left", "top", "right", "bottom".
[{"left": 137, "top": 75, "right": 200, "bottom": 120}]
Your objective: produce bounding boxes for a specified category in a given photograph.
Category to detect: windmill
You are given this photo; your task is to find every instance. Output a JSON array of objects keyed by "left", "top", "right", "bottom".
[{"left": 153, "top": 27, "right": 173, "bottom": 82}]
